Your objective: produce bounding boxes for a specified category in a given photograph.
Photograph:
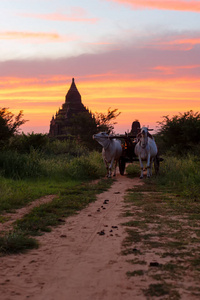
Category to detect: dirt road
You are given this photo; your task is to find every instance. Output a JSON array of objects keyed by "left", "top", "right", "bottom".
[{"left": 0, "top": 175, "right": 144, "bottom": 300}]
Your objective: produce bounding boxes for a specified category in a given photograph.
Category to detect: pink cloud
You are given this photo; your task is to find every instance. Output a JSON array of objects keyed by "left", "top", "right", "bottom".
[
  {"left": 0, "top": 31, "right": 72, "bottom": 42},
  {"left": 0, "top": 30, "right": 199, "bottom": 81},
  {"left": 142, "top": 33, "right": 200, "bottom": 51},
  {"left": 20, "top": 7, "right": 99, "bottom": 24},
  {"left": 153, "top": 65, "right": 200, "bottom": 75},
  {"left": 106, "top": 0, "right": 200, "bottom": 12}
]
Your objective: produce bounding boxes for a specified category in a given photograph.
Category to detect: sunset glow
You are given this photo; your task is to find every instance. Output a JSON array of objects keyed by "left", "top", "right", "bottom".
[
  {"left": 109, "top": 0, "right": 200, "bottom": 12},
  {"left": 0, "top": 0, "right": 200, "bottom": 134}
]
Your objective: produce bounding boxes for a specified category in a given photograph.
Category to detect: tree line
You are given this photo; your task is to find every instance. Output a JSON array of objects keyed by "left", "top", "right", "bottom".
[{"left": 1, "top": 107, "right": 200, "bottom": 156}]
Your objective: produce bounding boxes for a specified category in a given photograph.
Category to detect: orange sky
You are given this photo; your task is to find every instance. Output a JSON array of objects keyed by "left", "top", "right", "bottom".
[
  {"left": 1, "top": 0, "right": 200, "bottom": 134},
  {"left": 1, "top": 73, "right": 199, "bottom": 134}
]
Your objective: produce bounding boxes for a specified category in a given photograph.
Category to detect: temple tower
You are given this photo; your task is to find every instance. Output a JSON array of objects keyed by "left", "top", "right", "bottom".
[{"left": 49, "top": 78, "right": 90, "bottom": 137}]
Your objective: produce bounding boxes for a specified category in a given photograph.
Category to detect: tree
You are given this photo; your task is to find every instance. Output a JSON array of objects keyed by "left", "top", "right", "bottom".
[
  {"left": 94, "top": 108, "right": 121, "bottom": 134},
  {"left": 156, "top": 110, "right": 200, "bottom": 155},
  {"left": 67, "top": 111, "right": 97, "bottom": 150},
  {"left": 67, "top": 108, "right": 121, "bottom": 150},
  {"left": 0, "top": 108, "right": 27, "bottom": 144}
]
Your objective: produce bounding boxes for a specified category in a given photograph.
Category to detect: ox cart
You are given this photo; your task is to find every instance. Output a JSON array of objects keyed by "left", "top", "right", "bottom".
[{"left": 110, "top": 133, "right": 160, "bottom": 176}]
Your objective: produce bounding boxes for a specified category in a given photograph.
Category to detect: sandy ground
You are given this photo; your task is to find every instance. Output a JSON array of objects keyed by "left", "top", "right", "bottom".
[{"left": 0, "top": 175, "right": 146, "bottom": 300}]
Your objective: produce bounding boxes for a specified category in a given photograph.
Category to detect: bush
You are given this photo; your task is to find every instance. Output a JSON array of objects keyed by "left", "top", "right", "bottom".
[
  {"left": 154, "top": 155, "right": 200, "bottom": 200},
  {"left": 156, "top": 111, "right": 200, "bottom": 156},
  {"left": 0, "top": 150, "right": 44, "bottom": 179},
  {"left": 9, "top": 133, "right": 49, "bottom": 153},
  {"left": 65, "top": 152, "right": 106, "bottom": 180},
  {"left": 46, "top": 138, "right": 88, "bottom": 157}
]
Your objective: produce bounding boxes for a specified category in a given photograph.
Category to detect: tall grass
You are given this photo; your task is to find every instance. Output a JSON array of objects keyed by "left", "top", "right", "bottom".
[
  {"left": 0, "top": 145, "right": 109, "bottom": 255},
  {"left": 0, "top": 149, "right": 44, "bottom": 179},
  {"left": 46, "top": 138, "right": 88, "bottom": 157},
  {"left": 152, "top": 155, "right": 200, "bottom": 200},
  {"left": 126, "top": 155, "right": 200, "bottom": 201},
  {"left": 0, "top": 149, "right": 105, "bottom": 181},
  {"left": 0, "top": 149, "right": 106, "bottom": 213}
]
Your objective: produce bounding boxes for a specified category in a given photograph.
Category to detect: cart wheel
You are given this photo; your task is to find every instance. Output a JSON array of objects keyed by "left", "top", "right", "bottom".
[
  {"left": 154, "top": 154, "right": 160, "bottom": 175},
  {"left": 119, "top": 157, "right": 126, "bottom": 175}
]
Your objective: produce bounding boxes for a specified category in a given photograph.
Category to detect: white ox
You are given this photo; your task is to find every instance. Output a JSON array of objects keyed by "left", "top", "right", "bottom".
[
  {"left": 134, "top": 127, "right": 158, "bottom": 179},
  {"left": 93, "top": 132, "right": 122, "bottom": 178}
]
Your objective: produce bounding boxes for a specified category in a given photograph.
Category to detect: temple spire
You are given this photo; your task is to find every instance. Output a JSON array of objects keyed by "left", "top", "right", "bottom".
[
  {"left": 49, "top": 77, "right": 91, "bottom": 137},
  {"left": 65, "top": 78, "right": 81, "bottom": 103}
]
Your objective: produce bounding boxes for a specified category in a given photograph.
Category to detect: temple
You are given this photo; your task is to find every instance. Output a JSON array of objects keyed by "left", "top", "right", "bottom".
[{"left": 49, "top": 78, "right": 91, "bottom": 137}]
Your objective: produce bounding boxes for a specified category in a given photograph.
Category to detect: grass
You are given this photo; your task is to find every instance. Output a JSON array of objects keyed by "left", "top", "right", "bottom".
[
  {"left": 0, "top": 177, "right": 80, "bottom": 213},
  {"left": 0, "top": 151, "right": 106, "bottom": 213},
  {"left": 0, "top": 231, "right": 39, "bottom": 255},
  {"left": 122, "top": 156, "right": 200, "bottom": 299},
  {"left": 144, "top": 283, "right": 180, "bottom": 299},
  {"left": 126, "top": 270, "right": 144, "bottom": 277},
  {"left": 0, "top": 149, "right": 111, "bottom": 255},
  {"left": 0, "top": 178, "right": 113, "bottom": 255},
  {"left": 15, "top": 179, "right": 112, "bottom": 236}
]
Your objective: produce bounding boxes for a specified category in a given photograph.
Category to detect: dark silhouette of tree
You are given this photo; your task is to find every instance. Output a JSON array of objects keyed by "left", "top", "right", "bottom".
[
  {"left": 0, "top": 108, "right": 27, "bottom": 144},
  {"left": 94, "top": 108, "right": 121, "bottom": 134},
  {"left": 156, "top": 110, "right": 200, "bottom": 155},
  {"left": 67, "top": 108, "right": 121, "bottom": 150}
]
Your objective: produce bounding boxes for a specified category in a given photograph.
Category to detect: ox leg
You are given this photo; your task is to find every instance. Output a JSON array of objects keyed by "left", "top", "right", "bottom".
[
  {"left": 113, "top": 159, "right": 118, "bottom": 176},
  {"left": 138, "top": 156, "right": 144, "bottom": 179},
  {"left": 108, "top": 158, "right": 115, "bottom": 178},
  {"left": 104, "top": 160, "right": 109, "bottom": 177},
  {"left": 147, "top": 153, "right": 151, "bottom": 178}
]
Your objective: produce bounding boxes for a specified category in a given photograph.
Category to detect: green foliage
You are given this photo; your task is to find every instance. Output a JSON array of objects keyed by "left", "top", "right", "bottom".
[
  {"left": 126, "top": 163, "right": 141, "bottom": 177},
  {"left": 14, "top": 179, "right": 112, "bottom": 236},
  {"left": 9, "top": 133, "right": 88, "bottom": 158},
  {"left": 156, "top": 110, "right": 200, "bottom": 155},
  {"left": 0, "top": 148, "right": 106, "bottom": 181},
  {"left": 64, "top": 152, "right": 106, "bottom": 180},
  {"left": 152, "top": 154, "right": 200, "bottom": 201},
  {"left": 0, "top": 150, "right": 44, "bottom": 179},
  {"left": 0, "top": 151, "right": 106, "bottom": 212},
  {"left": 47, "top": 138, "right": 88, "bottom": 156},
  {"left": 0, "top": 177, "right": 79, "bottom": 213},
  {"left": 9, "top": 132, "right": 49, "bottom": 153}
]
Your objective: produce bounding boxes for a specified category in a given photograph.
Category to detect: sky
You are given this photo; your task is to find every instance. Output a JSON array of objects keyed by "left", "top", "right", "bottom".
[{"left": 0, "top": 0, "right": 200, "bottom": 134}]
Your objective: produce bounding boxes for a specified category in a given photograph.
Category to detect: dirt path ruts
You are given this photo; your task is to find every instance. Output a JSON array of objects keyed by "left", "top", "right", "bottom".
[
  {"left": 0, "top": 195, "right": 56, "bottom": 233},
  {"left": 0, "top": 175, "right": 144, "bottom": 300}
]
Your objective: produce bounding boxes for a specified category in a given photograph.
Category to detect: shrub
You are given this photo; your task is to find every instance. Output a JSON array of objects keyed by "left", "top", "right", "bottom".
[
  {"left": 9, "top": 133, "right": 49, "bottom": 153},
  {"left": 46, "top": 138, "right": 88, "bottom": 157},
  {"left": 0, "top": 150, "right": 44, "bottom": 179},
  {"left": 154, "top": 155, "right": 200, "bottom": 200},
  {"left": 156, "top": 111, "right": 200, "bottom": 156},
  {"left": 65, "top": 152, "right": 106, "bottom": 180}
]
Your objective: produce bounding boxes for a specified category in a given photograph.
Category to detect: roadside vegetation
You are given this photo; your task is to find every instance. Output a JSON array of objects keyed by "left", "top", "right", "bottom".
[
  {"left": 124, "top": 111, "right": 200, "bottom": 299},
  {"left": 0, "top": 108, "right": 116, "bottom": 255},
  {"left": 122, "top": 167, "right": 200, "bottom": 298},
  {"left": 0, "top": 138, "right": 112, "bottom": 255},
  {"left": 1, "top": 104, "right": 200, "bottom": 289}
]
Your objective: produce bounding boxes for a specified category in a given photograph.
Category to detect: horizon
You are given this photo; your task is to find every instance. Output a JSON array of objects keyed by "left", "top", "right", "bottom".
[{"left": 1, "top": 0, "right": 200, "bottom": 134}]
